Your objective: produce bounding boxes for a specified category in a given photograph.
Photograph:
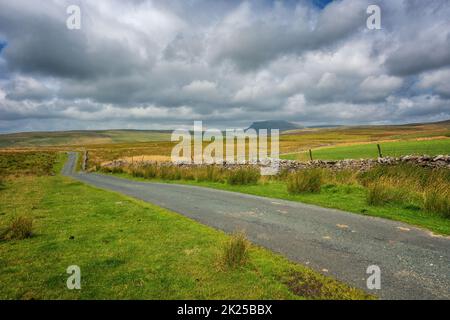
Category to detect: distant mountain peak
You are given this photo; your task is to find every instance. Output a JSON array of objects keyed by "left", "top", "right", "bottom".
[{"left": 247, "top": 120, "right": 302, "bottom": 132}]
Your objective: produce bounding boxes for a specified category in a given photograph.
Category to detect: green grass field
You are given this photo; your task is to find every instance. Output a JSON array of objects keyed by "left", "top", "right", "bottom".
[
  {"left": 282, "top": 139, "right": 450, "bottom": 161},
  {"left": 0, "top": 153, "right": 370, "bottom": 299}
]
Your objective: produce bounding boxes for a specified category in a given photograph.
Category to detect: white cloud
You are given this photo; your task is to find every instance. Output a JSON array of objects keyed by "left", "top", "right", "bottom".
[
  {"left": 182, "top": 80, "right": 217, "bottom": 94},
  {"left": 418, "top": 69, "right": 450, "bottom": 98},
  {"left": 359, "top": 75, "right": 403, "bottom": 100}
]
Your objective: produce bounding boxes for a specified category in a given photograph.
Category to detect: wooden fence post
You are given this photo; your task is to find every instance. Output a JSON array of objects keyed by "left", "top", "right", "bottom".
[
  {"left": 82, "top": 150, "right": 88, "bottom": 171},
  {"left": 377, "top": 144, "right": 383, "bottom": 158},
  {"left": 309, "top": 149, "right": 313, "bottom": 161}
]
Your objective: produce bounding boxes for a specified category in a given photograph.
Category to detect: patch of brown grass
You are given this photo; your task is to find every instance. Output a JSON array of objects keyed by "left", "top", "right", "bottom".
[
  {"left": 0, "top": 151, "right": 57, "bottom": 177},
  {"left": 1, "top": 216, "right": 33, "bottom": 240},
  {"left": 283, "top": 270, "right": 374, "bottom": 300}
]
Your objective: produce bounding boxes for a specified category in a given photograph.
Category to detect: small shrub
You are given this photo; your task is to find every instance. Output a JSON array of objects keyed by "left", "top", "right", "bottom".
[
  {"left": 227, "top": 167, "right": 260, "bottom": 185},
  {"left": 1, "top": 216, "right": 33, "bottom": 240},
  {"left": 220, "top": 231, "right": 250, "bottom": 269},
  {"left": 287, "top": 169, "right": 323, "bottom": 194},
  {"left": 423, "top": 186, "right": 450, "bottom": 218}
]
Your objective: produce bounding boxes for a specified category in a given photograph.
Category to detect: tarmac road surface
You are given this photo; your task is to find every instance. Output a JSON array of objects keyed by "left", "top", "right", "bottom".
[{"left": 62, "top": 152, "right": 450, "bottom": 299}]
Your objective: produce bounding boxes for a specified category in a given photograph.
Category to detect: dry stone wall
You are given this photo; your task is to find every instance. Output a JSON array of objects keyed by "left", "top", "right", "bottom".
[{"left": 101, "top": 154, "right": 450, "bottom": 172}]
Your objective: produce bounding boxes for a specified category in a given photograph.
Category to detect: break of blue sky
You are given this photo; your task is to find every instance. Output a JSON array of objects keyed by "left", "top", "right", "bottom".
[
  {"left": 263, "top": 0, "right": 333, "bottom": 9},
  {"left": 0, "top": 41, "right": 6, "bottom": 54},
  {"left": 312, "top": 0, "right": 334, "bottom": 9}
]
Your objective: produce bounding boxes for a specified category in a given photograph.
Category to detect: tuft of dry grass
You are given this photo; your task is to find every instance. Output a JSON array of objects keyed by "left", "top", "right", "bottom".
[
  {"left": 365, "top": 179, "right": 408, "bottom": 206},
  {"left": 219, "top": 231, "right": 250, "bottom": 269},
  {"left": 227, "top": 167, "right": 260, "bottom": 185},
  {"left": 287, "top": 169, "right": 323, "bottom": 194},
  {"left": 1, "top": 216, "right": 33, "bottom": 241},
  {"left": 423, "top": 184, "right": 450, "bottom": 218}
]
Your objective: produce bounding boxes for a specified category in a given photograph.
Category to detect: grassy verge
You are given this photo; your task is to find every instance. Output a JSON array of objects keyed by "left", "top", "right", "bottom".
[
  {"left": 109, "top": 171, "right": 450, "bottom": 236},
  {"left": 0, "top": 155, "right": 370, "bottom": 300}
]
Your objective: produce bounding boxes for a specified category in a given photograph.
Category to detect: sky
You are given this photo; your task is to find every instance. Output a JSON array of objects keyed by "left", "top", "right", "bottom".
[{"left": 0, "top": 0, "right": 450, "bottom": 132}]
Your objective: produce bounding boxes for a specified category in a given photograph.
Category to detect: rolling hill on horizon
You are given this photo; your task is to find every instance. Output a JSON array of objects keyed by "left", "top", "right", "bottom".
[
  {"left": 0, "top": 119, "right": 449, "bottom": 148},
  {"left": 247, "top": 120, "right": 303, "bottom": 132},
  {"left": 0, "top": 129, "right": 173, "bottom": 148}
]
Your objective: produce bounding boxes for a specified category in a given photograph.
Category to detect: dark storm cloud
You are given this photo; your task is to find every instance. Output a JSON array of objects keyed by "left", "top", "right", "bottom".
[
  {"left": 209, "top": 1, "right": 367, "bottom": 71},
  {"left": 384, "top": 32, "right": 450, "bottom": 76},
  {"left": 382, "top": 0, "right": 450, "bottom": 76},
  {"left": 0, "top": 1, "right": 156, "bottom": 80}
]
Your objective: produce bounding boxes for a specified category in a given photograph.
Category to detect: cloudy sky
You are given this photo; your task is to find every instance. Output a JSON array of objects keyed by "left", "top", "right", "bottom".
[{"left": 0, "top": 0, "right": 450, "bottom": 132}]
